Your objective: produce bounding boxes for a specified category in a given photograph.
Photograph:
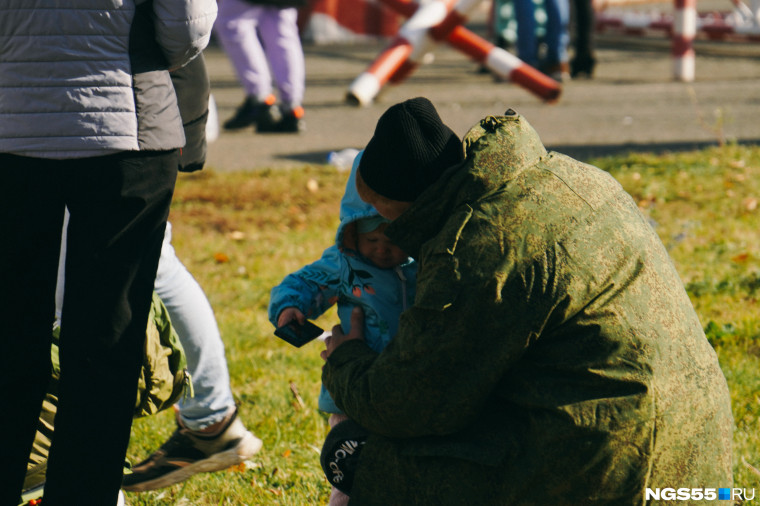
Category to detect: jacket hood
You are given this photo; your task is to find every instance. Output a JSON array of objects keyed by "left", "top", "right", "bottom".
[
  {"left": 387, "top": 111, "right": 548, "bottom": 258},
  {"left": 459, "top": 110, "right": 547, "bottom": 201},
  {"left": 336, "top": 150, "right": 389, "bottom": 252}
]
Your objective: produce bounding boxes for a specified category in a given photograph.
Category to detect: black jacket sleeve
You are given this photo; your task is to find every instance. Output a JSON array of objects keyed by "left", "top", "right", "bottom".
[{"left": 170, "top": 53, "right": 210, "bottom": 172}]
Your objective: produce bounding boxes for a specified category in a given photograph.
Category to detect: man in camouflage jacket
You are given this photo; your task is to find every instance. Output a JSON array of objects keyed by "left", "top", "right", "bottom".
[{"left": 321, "top": 97, "right": 734, "bottom": 505}]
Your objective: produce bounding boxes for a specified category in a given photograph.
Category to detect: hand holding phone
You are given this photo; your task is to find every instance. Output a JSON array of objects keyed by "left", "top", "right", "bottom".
[{"left": 274, "top": 319, "right": 324, "bottom": 348}]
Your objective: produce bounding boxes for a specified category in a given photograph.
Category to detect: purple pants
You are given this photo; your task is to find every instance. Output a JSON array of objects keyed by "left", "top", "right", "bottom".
[{"left": 215, "top": 0, "right": 305, "bottom": 108}]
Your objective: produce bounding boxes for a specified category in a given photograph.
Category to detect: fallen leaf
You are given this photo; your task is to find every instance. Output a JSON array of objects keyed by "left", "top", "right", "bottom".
[
  {"left": 228, "top": 462, "right": 248, "bottom": 473},
  {"left": 214, "top": 252, "right": 229, "bottom": 263}
]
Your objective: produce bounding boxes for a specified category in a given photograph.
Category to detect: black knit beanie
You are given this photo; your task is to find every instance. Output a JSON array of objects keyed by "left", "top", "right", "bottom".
[{"left": 359, "top": 97, "right": 464, "bottom": 202}]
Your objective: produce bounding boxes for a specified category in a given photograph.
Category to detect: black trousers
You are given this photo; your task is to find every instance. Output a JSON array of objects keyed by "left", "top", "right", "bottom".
[
  {"left": 0, "top": 150, "right": 178, "bottom": 505},
  {"left": 571, "top": 0, "right": 595, "bottom": 61}
]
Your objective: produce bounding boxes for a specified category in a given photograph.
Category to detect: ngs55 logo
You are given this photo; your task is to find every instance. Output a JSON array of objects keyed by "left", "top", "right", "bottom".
[{"left": 645, "top": 488, "right": 755, "bottom": 502}]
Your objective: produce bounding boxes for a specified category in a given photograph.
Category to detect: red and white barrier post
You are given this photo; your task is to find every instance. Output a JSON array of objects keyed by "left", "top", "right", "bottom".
[
  {"left": 346, "top": 40, "right": 415, "bottom": 106},
  {"left": 597, "top": 7, "right": 760, "bottom": 41},
  {"left": 389, "top": 0, "right": 482, "bottom": 83},
  {"left": 346, "top": 0, "right": 457, "bottom": 106},
  {"left": 672, "top": 0, "right": 697, "bottom": 81},
  {"left": 347, "top": 0, "right": 562, "bottom": 106},
  {"left": 445, "top": 26, "right": 562, "bottom": 101},
  {"left": 400, "top": 0, "right": 562, "bottom": 101}
]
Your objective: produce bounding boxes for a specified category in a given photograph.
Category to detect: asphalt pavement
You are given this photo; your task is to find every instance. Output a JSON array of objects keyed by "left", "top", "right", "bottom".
[{"left": 203, "top": 22, "right": 760, "bottom": 172}]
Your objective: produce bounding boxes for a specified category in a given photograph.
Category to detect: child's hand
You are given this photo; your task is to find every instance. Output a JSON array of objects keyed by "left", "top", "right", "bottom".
[{"left": 277, "top": 307, "right": 305, "bottom": 328}]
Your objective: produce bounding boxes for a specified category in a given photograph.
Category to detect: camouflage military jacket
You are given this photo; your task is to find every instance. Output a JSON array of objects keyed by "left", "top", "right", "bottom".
[{"left": 323, "top": 111, "right": 733, "bottom": 505}]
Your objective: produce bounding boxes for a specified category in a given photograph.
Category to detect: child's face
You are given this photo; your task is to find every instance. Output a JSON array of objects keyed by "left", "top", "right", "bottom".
[{"left": 356, "top": 224, "right": 408, "bottom": 269}]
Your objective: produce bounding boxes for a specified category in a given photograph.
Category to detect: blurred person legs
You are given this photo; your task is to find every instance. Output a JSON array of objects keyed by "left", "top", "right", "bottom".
[
  {"left": 570, "top": 0, "right": 596, "bottom": 77},
  {"left": 514, "top": 0, "right": 571, "bottom": 81},
  {"left": 252, "top": 6, "right": 305, "bottom": 133},
  {"left": 155, "top": 223, "right": 237, "bottom": 430},
  {"left": 1, "top": 151, "right": 177, "bottom": 506},
  {"left": 514, "top": 0, "right": 538, "bottom": 67},
  {"left": 543, "top": 0, "right": 571, "bottom": 80},
  {"left": 492, "top": 0, "right": 518, "bottom": 50},
  {"left": 123, "top": 222, "right": 262, "bottom": 491},
  {"left": 215, "top": 0, "right": 306, "bottom": 133}
]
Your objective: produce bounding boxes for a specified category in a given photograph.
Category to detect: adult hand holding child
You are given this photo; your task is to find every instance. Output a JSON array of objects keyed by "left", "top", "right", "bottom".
[{"left": 322, "top": 307, "right": 365, "bottom": 360}]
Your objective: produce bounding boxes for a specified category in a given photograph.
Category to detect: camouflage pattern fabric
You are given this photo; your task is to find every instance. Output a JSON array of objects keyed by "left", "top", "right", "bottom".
[{"left": 323, "top": 111, "right": 734, "bottom": 505}]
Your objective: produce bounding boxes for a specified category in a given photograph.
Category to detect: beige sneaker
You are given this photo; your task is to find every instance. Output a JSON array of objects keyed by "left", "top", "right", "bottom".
[{"left": 122, "top": 407, "right": 262, "bottom": 492}]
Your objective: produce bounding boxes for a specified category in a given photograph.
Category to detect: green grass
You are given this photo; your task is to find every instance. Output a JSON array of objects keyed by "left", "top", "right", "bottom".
[{"left": 125, "top": 146, "right": 760, "bottom": 504}]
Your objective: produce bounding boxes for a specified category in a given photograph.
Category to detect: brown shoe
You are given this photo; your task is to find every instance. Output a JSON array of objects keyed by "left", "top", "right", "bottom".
[{"left": 122, "top": 408, "right": 262, "bottom": 492}]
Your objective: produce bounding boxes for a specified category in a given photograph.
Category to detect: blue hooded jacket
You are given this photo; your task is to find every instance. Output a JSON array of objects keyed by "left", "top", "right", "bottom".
[{"left": 269, "top": 151, "right": 418, "bottom": 413}]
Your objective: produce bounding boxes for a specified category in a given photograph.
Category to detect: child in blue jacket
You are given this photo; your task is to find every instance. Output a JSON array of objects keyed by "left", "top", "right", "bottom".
[
  {"left": 268, "top": 151, "right": 417, "bottom": 504},
  {"left": 269, "top": 151, "right": 417, "bottom": 414}
]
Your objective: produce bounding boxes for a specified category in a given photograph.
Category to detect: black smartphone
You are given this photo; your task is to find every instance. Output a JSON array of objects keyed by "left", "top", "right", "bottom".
[{"left": 274, "top": 319, "right": 324, "bottom": 348}]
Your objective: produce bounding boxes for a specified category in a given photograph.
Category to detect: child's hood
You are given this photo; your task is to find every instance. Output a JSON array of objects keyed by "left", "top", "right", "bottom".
[{"left": 336, "top": 150, "right": 384, "bottom": 251}]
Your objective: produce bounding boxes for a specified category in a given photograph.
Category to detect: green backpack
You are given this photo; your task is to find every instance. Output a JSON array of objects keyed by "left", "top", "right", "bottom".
[{"left": 21, "top": 292, "right": 191, "bottom": 500}]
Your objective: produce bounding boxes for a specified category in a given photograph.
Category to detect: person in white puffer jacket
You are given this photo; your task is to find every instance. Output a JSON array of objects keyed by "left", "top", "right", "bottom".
[{"left": 0, "top": 1, "right": 216, "bottom": 505}]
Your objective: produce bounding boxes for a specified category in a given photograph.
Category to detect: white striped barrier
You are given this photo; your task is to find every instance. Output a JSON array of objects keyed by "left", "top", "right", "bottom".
[
  {"left": 346, "top": 0, "right": 562, "bottom": 106},
  {"left": 346, "top": 0, "right": 457, "bottom": 106},
  {"left": 597, "top": 0, "right": 760, "bottom": 81},
  {"left": 399, "top": 0, "right": 561, "bottom": 100},
  {"left": 672, "top": 0, "right": 697, "bottom": 81},
  {"left": 444, "top": 25, "right": 563, "bottom": 101},
  {"left": 598, "top": 9, "right": 760, "bottom": 39},
  {"left": 389, "top": 0, "right": 484, "bottom": 83}
]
